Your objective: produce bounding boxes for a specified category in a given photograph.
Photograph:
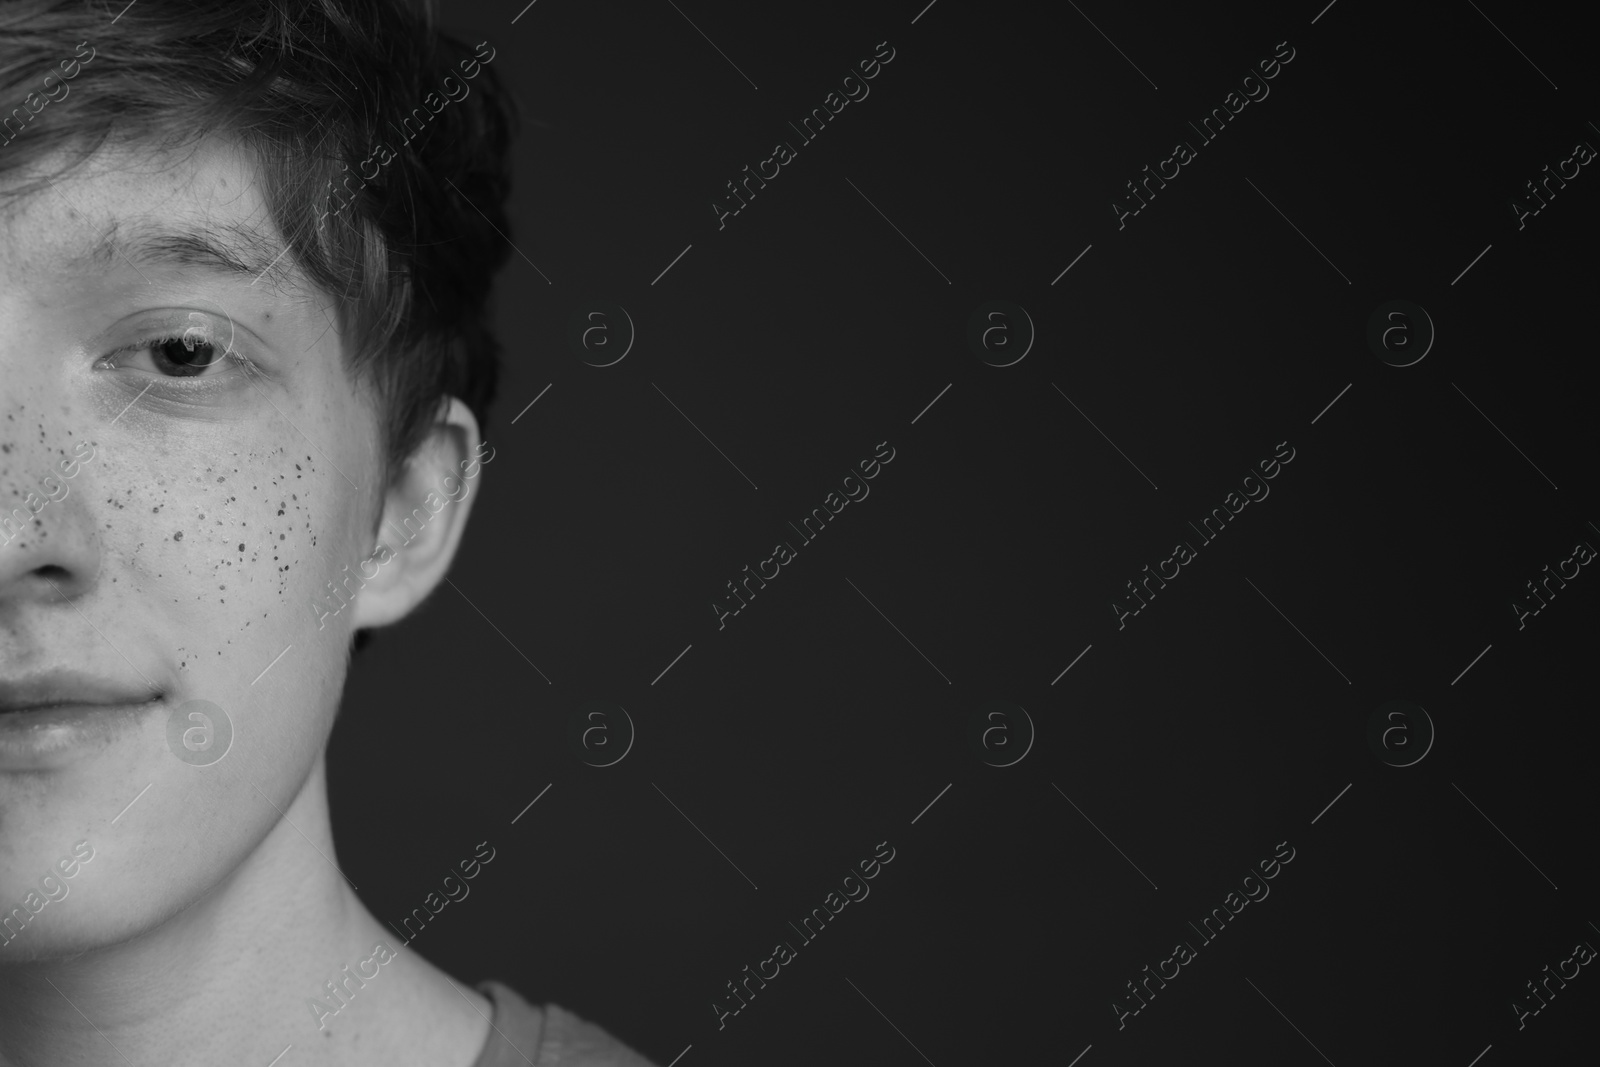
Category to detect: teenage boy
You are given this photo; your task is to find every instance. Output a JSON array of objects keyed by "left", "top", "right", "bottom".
[{"left": 0, "top": 2, "right": 654, "bottom": 1064}]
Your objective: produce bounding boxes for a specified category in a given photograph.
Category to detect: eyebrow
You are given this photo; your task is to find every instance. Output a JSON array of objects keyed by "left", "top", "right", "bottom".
[{"left": 78, "top": 220, "right": 299, "bottom": 288}]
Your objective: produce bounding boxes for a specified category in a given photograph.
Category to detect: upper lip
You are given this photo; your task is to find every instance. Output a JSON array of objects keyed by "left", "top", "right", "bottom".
[{"left": 0, "top": 670, "right": 160, "bottom": 713}]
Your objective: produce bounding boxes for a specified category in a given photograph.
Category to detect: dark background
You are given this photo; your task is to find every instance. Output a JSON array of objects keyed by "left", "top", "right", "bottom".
[{"left": 327, "top": 1, "right": 1599, "bottom": 1063}]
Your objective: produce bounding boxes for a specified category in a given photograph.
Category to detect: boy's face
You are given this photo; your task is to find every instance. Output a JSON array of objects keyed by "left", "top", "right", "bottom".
[{"left": 0, "top": 138, "right": 383, "bottom": 957}]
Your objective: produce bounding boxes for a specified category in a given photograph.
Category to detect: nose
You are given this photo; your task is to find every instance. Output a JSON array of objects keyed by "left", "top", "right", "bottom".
[{"left": 0, "top": 448, "right": 102, "bottom": 607}]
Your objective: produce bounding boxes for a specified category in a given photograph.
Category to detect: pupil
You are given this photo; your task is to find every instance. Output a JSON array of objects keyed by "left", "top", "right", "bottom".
[{"left": 157, "top": 337, "right": 219, "bottom": 377}]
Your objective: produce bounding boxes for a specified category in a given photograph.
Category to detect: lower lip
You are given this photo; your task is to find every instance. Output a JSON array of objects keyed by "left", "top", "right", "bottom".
[{"left": 0, "top": 699, "right": 161, "bottom": 771}]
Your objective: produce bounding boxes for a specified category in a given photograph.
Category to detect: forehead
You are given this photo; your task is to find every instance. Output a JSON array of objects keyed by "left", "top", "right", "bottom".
[{"left": 1, "top": 136, "right": 318, "bottom": 306}]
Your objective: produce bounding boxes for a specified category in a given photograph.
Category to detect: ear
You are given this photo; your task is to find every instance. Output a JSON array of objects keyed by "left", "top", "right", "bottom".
[{"left": 349, "top": 398, "right": 483, "bottom": 630}]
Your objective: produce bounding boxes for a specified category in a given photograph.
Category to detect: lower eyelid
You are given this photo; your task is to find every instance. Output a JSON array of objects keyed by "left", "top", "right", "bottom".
[{"left": 98, "top": 351, "right": 260, "bottom": 396}]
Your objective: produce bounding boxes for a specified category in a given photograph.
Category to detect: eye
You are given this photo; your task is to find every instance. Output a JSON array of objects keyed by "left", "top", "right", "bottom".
[
  {"left": 143, "top": 333, "right": 226, "bottom": 377},
  {"left": 97, "top": 312, "right": 251, "bottom": 381}
]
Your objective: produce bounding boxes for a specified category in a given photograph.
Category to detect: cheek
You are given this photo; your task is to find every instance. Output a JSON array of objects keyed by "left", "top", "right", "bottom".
[
  {"left": 42, "top": 438, "right": 374, "bottom": 923},
  {"left": 84, "top": 430, "right": 373, "bottom": 705}
]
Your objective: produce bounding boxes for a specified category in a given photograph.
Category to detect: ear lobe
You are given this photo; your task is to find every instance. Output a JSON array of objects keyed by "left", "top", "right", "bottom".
[{"left": 349, "top": 398, "right": 482, "bottom": 630}]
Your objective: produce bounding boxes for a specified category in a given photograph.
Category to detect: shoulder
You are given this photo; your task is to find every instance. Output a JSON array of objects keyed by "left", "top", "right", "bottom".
[{"left": 474, "top": 981, "right": 659, "bottom": 1067}]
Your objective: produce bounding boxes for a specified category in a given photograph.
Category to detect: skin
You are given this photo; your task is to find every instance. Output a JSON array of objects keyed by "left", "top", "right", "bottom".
[{"left": 0, "top": 137, "right": 495, "bottom": 1065}]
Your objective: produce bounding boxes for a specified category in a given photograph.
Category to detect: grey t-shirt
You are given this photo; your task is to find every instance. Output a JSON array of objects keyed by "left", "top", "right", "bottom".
[{"left": 471, "top": 982, "right": 658, "bottom": 1067}]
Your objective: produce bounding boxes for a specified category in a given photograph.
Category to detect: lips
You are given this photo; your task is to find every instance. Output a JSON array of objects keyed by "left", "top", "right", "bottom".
[
  {"left": 0, "top": 670, "right": 163, "bottom": 770},
  {"left": 0, "top": 669, "right": 160, "bottom": 714}
]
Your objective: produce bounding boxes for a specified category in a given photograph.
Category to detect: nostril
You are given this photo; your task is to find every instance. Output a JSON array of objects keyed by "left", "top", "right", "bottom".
[{"left": 34, "top": 565, "right": 72, "bottom": 581}]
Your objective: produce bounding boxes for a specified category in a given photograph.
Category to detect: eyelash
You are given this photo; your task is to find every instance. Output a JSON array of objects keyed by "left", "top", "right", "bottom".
[{"left": 96, "top": 332, "right": 262, "bottom": 385}]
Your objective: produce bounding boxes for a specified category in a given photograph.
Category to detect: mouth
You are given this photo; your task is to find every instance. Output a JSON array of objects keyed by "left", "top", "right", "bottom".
[
  {"left": 0, "top": 671, "right": 163, "bottom": 770},
  {"left": 0, "top": 669, "right": 160, "bottom": 714}
]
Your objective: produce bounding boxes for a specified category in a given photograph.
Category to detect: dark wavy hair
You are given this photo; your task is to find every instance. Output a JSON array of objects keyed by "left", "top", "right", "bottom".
[{"left": 0, "top": 0, "right": 517, "bottom": 487}]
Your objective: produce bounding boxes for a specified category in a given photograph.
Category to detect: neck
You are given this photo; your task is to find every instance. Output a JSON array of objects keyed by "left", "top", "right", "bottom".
[{"left": 0, "top": 755, "right": 491, "bottom": 1067}]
